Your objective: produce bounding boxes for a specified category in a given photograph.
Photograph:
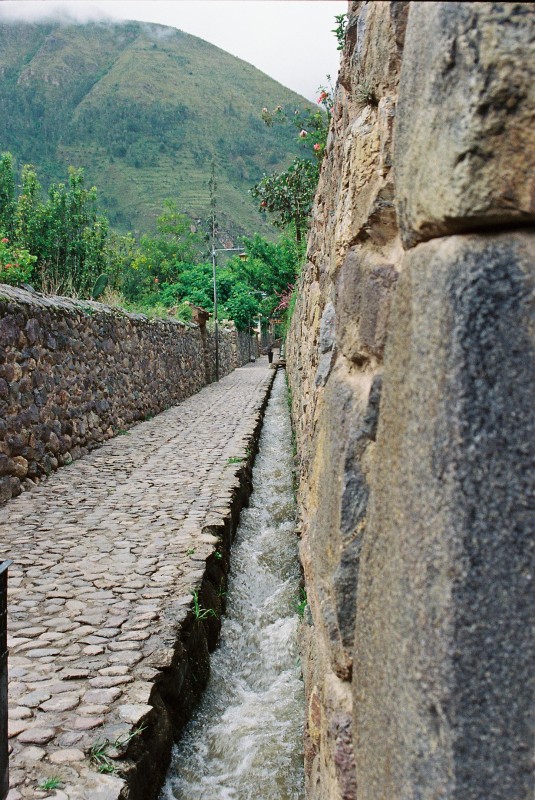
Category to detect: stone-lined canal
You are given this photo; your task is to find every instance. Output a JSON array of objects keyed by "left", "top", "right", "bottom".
[{"left": 160, "top": 369, "right": 304, "bottom": 800}]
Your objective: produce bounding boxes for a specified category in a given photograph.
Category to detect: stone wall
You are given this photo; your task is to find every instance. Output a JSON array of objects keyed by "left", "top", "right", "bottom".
[
  {"left": 0, "top": 286, "right": 253, "bottom": 504},
  {"left": 286, "top": 3, "right": 534, "bottom": 798},
  {"left": 236, "top": 329, "right": 258, "bottom": 366},
  {"left": 200, "top": 326, "right": 256, "bottom": 384}
]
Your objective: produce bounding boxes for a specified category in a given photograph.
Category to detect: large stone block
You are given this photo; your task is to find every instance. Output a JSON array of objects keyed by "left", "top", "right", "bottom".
[
  {"left": 395, "top": 3, "right": 535, "bottom": 247},
  {"left": 336, "top": 248, "right": 399, "bottom": 363},
  {"left": 354, "top": 231, "right": 535, "bottom": 799},
  {"left": 340, "top": 1, "right": 408, "bottom": 98},
  {"left": 307, "top": 360, "right": 380, "bottom": 681}
]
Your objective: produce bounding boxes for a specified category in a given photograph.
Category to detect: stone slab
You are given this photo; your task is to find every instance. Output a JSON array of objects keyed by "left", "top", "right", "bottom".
[
  {"left": 395, "top": 2, "right": 535, "bottom": 246},
  {"left": 354, "top": 231, "right": 535, "bottom": 799}
]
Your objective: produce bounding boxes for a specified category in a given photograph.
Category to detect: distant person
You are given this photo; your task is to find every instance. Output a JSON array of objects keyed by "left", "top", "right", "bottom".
[{"left": 268, "top": 346, "right": 273, "bottom": 364}]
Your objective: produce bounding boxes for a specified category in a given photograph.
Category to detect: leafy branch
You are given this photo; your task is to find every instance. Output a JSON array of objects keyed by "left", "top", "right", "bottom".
[{"left": 332, "top": 13, "right": 348, "bottom": 51}]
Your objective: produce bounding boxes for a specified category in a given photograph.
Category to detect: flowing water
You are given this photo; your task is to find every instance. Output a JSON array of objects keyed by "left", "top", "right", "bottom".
[{"left": 160, "top": 369, "right": 305, "bottom": 800}]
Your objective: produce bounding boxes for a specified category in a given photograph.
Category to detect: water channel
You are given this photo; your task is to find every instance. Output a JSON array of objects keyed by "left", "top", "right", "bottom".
[{"left": 160, "top": 368, "right": 305, "bottom": 800}]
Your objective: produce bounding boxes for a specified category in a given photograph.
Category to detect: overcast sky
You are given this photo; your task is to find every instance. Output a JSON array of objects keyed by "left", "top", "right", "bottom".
[{"left": 0, "top": 1, "right": 348, "bottom": 101}]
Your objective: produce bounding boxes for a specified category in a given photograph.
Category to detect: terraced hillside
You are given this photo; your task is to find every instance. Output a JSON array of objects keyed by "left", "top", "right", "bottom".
[{"left": 0, "top": 19, "right": 313, "bottom": 239}]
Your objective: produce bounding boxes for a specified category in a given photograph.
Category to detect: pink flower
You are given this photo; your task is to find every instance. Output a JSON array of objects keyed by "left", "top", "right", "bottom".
[
  {"left": 4, "top": 263, "right": 12, "bottom": 269},
  {"left": 1, "top": 238, "right": 8, "bottom": 244},
  {"left": 299, "top": 129, "right": 308, "bottom": 138},
  {"left": 317, "top": 91, "right": 329, "bottom": 104},
  {"left": 313, "top": 143, "right": 321, "bottom": 152}
]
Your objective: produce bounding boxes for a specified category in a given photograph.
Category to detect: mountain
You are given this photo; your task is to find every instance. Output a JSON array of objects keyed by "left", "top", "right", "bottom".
[{"left": 0, "top": 19, "right": 313, "bottom": 240}]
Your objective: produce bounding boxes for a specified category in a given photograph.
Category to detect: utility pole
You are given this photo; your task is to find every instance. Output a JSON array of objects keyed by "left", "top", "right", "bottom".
[{"left": 209, "top": 161, "right": 219, "bottom": 382}]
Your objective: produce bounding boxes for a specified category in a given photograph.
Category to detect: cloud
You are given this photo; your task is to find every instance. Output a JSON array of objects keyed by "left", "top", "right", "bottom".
[
  {"left": 0, "top": 1, "right": 115, "bottom": 25},
  {"left": 0, "top": 0, "right": 346, "bottom": 101}
]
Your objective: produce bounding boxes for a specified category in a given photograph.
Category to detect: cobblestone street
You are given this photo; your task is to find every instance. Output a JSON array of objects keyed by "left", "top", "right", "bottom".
[{"left": 1, "top": 360, "right": 274, "bottom": 800}]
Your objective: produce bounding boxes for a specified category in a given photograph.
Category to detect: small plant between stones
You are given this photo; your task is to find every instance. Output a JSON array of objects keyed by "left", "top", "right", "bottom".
[
  {"left": 39, "top": 776, "right": 62, "bottom": 791},
  {"left": 192, "top": 590, "right": 217, "bottom": 621},
  {"left": 356, "top": 80, "right": 377, "bottom": 106},
  {"left": 89, "top": 725, "right": 147, "bottom": 774},
  {"left": 296, "top": 587, "right": 308, "bottom": 618},
  {"left": 227, "top": 456, "right": 244, "bottom": 464}
]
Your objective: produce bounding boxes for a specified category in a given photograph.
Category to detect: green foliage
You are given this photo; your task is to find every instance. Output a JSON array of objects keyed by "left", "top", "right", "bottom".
[
  {"left": 14, "top": 164, "right": 42, "bottom": 252},
  {"left": 38, "top": 776, "right": 62, "bottom": 791},
  {"left": 90, "top": 746, "right": 117, "bottom": 774},
  {"left": 355, "top": 81, "right": 377, "bottom": 107},
  {"left": 221, "top": 284, "right": 260, "bottom": 331},
  {"left": 332, "top": 13, "right": 348, "bottom": 50},
  {"left": 261, "top": 82, "right": 333, "bottom": 163},
  {"left": 192, "top": 590, "right": 217, "bottom": 621},
  {"left": 251, "top": 159, "right": 318, "bottom": 245},
  {"left": 159, "top": 262, "right": 213, "bottom": 310},
  {"left": 0, "top": 20, "right": 312, "bottom": 239},
  {"left": 152, "top": 228, "right": 302, "bottom": 331},
  {"left": 128, "top": 202, "right": 204, "bottom": 292},
  {"left": 0, "top": 155, "right": 109, "bottom": 295},
  {"left": 92, "top": 273, "right": 109, "bottom": 299},
  {"left": 105, "top": 230, "right": 138, "bottom": 288},
  {"left": 0, "top": 153, "right": 15, "bottom": 238},
  {"left": 0, "top": 234, "right": 36, "bottom": 286},
  {"left": 89, "top": 725, "right": 146, "bottom": 774},
  {"left": 296, "top": 587, "right": 308, "bottom": 618},
  {"left": 38, "top": 167, "right": 109, "bottom": 295},
  {"left": 254, "top": 83, "right": 333, "bottom": 243}
]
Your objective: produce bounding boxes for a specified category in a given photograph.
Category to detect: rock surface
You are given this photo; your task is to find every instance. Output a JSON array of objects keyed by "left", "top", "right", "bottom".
[
  {"left": 395, "top": 2, "right": 535, "bottom": 246},
  {"left": 355, "top": 232, "right": 535, "bottom": 799},
  {"left": 286, "top": 2, "right": 534, "bottom": 798}
]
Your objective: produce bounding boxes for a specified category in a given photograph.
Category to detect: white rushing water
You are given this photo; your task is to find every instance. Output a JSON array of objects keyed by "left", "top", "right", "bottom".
[{"left": 160, "top": 369, "right": 305, "bottom": 800}]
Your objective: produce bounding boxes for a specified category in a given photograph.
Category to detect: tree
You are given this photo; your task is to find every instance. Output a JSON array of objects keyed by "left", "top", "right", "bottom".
[
  {"left": 250, "top": 158, "right": 318, "bottom": 245},
  {"left": 221, "top": 284, "right": 261, "bottom": 331},
  {"left": 127, "top": 202, "right": 203, "bottom": 292},
  {"left": 156, "top": 199, "right": 203, "bottom": 263},
  {"left": 37, "top": 167, "right": 109, "bottom": 295},
  {"left": 252, "top": 82, "right": 333, "bottom": 245},
  {"left": 0, "top": 152, "right": 15, "bottom": 239},
  {"left": 0, "top": 235, "right": 36, "bottom": 287},
  {"left": 14, "top": 164, "right": 43, "bottom": 256}
]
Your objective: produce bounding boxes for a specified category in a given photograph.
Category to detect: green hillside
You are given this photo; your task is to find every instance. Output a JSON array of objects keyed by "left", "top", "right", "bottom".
[{"left": 0, "top": 19, "right": 313, "bottom": 240}]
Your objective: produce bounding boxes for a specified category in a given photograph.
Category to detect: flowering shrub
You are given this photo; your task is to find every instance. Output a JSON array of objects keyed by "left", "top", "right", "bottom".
[
  {"left": 274, "top": 283, "right": 295, "bottom": 312},
  {"left": 260, "top": 79, "right": 333, "bottom": 164},
  {"left": 0, "top": 236, "right": 36, "bottom": 286}
]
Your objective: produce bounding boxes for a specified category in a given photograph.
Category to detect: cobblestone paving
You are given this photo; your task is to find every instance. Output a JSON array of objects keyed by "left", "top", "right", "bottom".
[{"left": 1, "top": 361, "right": 274, "bottom": 800}]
